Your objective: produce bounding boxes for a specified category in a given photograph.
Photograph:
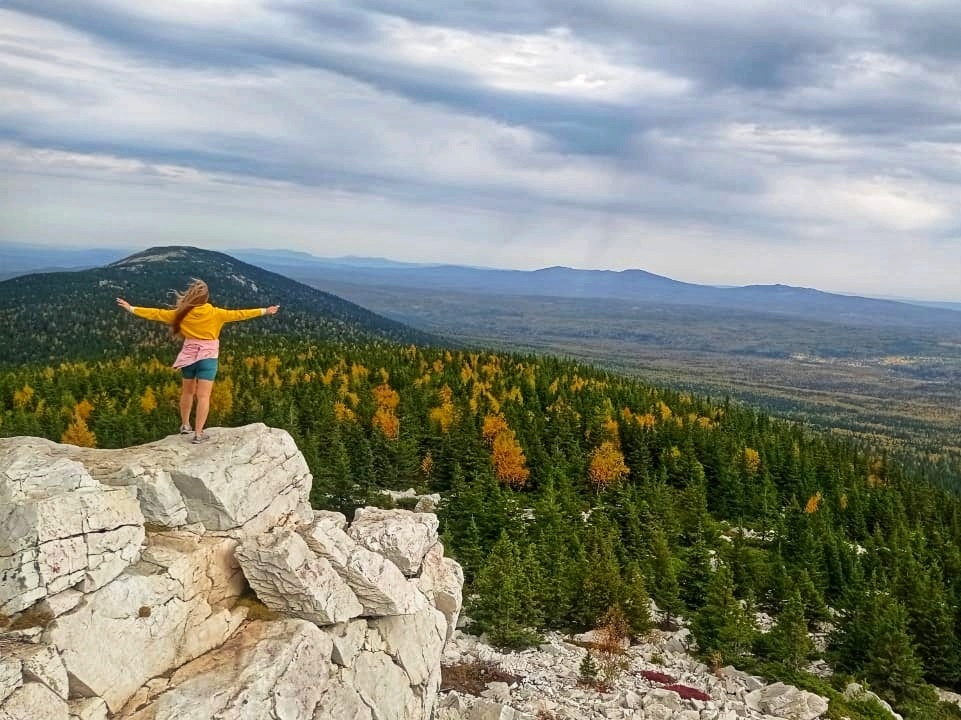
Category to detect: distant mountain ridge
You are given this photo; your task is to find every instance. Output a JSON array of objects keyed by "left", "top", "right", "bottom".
[
  {"left": 5, "top": 243, "right": 958, "bottom": 328},
  {"left": 0, "top": 242, "right": 132, "bottom": 280},
  {"left": 234, "top": 251, "right": 961, "bottom": 330},
  {"left": 0, "top": 246, "right": 439, "bottom": 365}
]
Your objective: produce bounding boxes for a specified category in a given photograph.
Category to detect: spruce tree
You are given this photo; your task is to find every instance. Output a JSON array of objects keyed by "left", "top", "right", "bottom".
[
  {"left": 764, "top": 588, "right": 813, "bottom": 671},
  {"left": 680, "top": 535, "right": 714, "bottom": 611},
  {"left": 621, "top": 562, "right": 653, "bottom": 639},
  {"left": 575, "top": 516, "right": 624, "bottom": 628},
  {"left": 691, "top": 564, "right": 757, "bottom": 664},
  {"left": 863, "top": 596, "right": 928, "bottom": 709},
  {"left": 468, "top": 532, "right": 543, "bottom": 649},
  {"left": 649, "top": 527, "right": 684, "bottom": 627}
]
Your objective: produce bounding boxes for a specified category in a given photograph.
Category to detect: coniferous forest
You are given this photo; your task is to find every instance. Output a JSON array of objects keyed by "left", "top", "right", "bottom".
[{"left": 4, "top": 332, "right": 961, "bottom": 718}]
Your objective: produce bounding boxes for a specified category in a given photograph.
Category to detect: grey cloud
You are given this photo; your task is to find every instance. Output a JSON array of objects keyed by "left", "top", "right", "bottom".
[{"left": 4, "top": 0, "right": 961, "bottom": 299}]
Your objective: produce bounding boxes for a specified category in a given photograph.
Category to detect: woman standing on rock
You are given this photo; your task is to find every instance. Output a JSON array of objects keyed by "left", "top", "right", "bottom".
[{"left": 116, "top": 279, "right": 279, "bottom": 444}]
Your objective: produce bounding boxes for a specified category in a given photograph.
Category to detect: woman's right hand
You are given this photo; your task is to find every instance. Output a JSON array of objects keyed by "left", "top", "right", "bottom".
[
  {"left": 265, "top": 305, "right": 280, "bottom": 315},
  {"left": 116, "top": 297, "right": 132, "bottom": 312}
]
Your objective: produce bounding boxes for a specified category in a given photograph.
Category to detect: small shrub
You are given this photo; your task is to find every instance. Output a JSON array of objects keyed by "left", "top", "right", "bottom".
[
  {"left": 596, "top": 605, "right": 630, "bottom": 685},
  {"left": 649, "top": 651, "right": 665, "bottom": 666},
  {"left": 708, "top": 650, "right": 724, "bottom": 675},
  {"left": 639, "top": 669, "right": 677, "bottom": 684},
  {"left": 441, "top": 661, "right": 519, "bottom": 696},
  {"left": 662, "top": 684, "right": 712, "bottom": 702},
  {"left": 536, "top": 711, "right": 560, "bottom": 720}
]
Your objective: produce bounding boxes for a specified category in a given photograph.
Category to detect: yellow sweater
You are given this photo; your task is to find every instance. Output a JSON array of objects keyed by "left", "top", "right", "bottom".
[{"left": 132, "top": 303, "right": 264, "bottom": 340}]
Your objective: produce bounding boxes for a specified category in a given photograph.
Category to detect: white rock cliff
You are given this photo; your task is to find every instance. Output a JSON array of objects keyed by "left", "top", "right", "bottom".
[{"left": 0, "top": 424, "right": 464, "bottom": 720}]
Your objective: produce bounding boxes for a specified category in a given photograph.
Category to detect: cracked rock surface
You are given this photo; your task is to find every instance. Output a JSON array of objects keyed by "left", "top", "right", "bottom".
[{"left": 0, "top": 425, "right": 464, "bottom": 720}]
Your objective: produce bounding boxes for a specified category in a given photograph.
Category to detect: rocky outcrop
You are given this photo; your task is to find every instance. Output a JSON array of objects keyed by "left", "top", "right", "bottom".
[
  {"left": 438, "top": 629, "right": 834, "bottom": 720},
  {"left": 0, "top": 425, "right": 463, "bottom": 720},
  {"left": 348, "top": 508, "right": 440, "bottom": 576}
]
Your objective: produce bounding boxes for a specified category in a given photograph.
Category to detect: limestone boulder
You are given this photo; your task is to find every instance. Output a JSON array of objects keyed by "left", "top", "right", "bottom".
[
  {"left": 348, "top": 651, "right": 420, "bottom": 720},
  {"left": 235, "top": 529, "right": 363, "bottom": 625},
  {"left": 0, "top": 657, "right": 21, "bottom": 705},
  {"left": 369, "top": 606, "right": 447, "bottom": 686},
  {"left": 96, "top": 466, "right": 188, "bottom": 527},
  {"left": 328, "top": 620, "right": 367, "bottom": 667},
  {"left": 0, "top": 458, "right": 144, "bottom": 615},
  {"left": 413, "top": 494, "right": 441, "bottom": 513},
  {"left": 45, "top": 543, "right": 247, "bottom": 712},
  {"left": 469, "top": 702, "right": 530, "bottom": 720},
  {"left": 348, "top": 508, "right": 439, "bottom": 576},
  {"left": 68, "top": 697, "right": 109, "bottom": 720},
  {"left": 299, "top": 515, "right": 426, "bottom": 616},
  {"left": 139, "top": 531, "right": 244, "bottom": 608},
  {"left": 745, "top": 681, "right": 829, "bottom": 720},
  {"left": 0, "top": 681, "right": 68, "bottom": 720},
  {"left": 417, "top": 542, "right": 464, "bottom": 642},
  {"left": 72, "top": 424, "right": 313, "bottom": 535},
  {"left": 119, "top": 619, "right": 332, "bottom": 720},
  {"left": 0, "top": 439, "right": 98, "bottom": 499},
  {"left": 312, "top": 681, "right": 372, "bottom": 720},
  {"left": 0, "top": 641, "right": 68, "bottom": 700}
]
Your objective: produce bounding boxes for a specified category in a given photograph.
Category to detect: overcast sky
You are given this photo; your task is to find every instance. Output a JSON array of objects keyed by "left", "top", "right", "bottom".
[{"left": 2, "top": 1, "right": 961, "bottom": 300}]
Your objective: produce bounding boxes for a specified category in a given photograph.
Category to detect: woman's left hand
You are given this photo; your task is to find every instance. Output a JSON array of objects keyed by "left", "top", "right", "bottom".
[
  {"left": 116, "top": 297, "right": 132, "bottom": 312},
  {"left": 265, "top": 305, "right": 280, "bottom": 315}
]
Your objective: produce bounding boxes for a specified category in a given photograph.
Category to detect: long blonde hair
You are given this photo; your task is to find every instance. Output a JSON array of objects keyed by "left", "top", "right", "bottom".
[{"left": 170, "top": 278, "right": 209, "bottom": 338}]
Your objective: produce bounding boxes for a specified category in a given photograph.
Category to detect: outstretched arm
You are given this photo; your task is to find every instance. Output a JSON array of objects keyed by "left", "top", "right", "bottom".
[
  {"left": 216, "top": 305, "right": 280, "bottom": 323},
  {"left": 116, "top": 298, "right": 176, "bottom": 323}
]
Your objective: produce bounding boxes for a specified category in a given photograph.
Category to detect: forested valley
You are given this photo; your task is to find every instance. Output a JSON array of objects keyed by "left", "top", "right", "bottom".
[{"left": 4, "top": 334, "right": 961, "bottom": 718}]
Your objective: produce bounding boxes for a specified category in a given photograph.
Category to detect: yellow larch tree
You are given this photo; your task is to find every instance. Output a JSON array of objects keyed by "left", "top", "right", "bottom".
[
  {"left": 13, "top": 384, "right": 35, "bottom": 410},
  {"left": 62, "top": 409, "right": 96, "bottom": 448},
  {"left": 482, "top": 412, "right": 530, "bottom": 487},
  {"left": 140, "top": 387, "right": 158, "bottom": 414},
  {"left": 209, "top": 377, "right": 234, "bottom": 418},
  {"left": 420, "top": 451, "right": 434, "bottom": 480},
  {"left": 372, "top": 406, "right": 400, "bottom": 440},
  {"left": 429, "top": 385, "right": 456, "bottom": 433},
  {"left": 588, "top": 441, "right": 630, "bottom": 490},
  {"left": 804, "top": 491, "right": 823, "bottom": 514},
  {"left": 490, "top": 432, "right": 530, "bottom": 488},
  {"left": 371, "top": 381, "right": 400, "bottom": 440}
]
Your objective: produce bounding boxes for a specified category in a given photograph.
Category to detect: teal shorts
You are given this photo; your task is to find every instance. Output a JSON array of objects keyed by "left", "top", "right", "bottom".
[{"left": 181, "top": 358, "right": 218, "bottom": 381}]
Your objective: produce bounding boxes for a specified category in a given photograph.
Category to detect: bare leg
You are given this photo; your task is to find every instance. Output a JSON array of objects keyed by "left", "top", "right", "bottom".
[
  {"left": 180, "top": 378, "right": 197, "bottom": 428},
  {"left": 194, "top": 379, "right": 214, "bottom": 436}
]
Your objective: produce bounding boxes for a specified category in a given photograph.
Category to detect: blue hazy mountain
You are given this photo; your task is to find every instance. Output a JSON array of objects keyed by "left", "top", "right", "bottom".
[{"left": 234, "top": 250, "right": 961, "bottom": 330}]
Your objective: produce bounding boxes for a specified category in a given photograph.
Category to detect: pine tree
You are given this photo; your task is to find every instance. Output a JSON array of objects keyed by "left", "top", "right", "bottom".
[
  {"left": 649, "top": 527, "right": 684, "bottom": 627},
  {"left": 680, "top": 535, "right": 714, "bottom": 611},
  {"left": 574, "top": 515, "right": 624, "bottom": 628},
  {"left": 579, "top": 651, "right": 600, "bottom": 687},
  {"left": 901, "top": 562, "right": 961, "bottom": 686},
  {"left": 862, "top": 596, "right": 929, "bottom": 709},
  {"left": 468, "top": 532, "right": 543, "bottom": 649},
  {"left": 531, "top": 474, "right": 583, "bottom": 628},
  {"left": 763, "top": 588, "right": 813, "bottom": 671},
  {"left": 691, "top": 564, "right": 757, "bottom": 664},
  {"left": 312, "top": 426, "right": 357, "bottom": 515},
  {"left": 621, "top": 562, "right": 653, "bottom": 639}
]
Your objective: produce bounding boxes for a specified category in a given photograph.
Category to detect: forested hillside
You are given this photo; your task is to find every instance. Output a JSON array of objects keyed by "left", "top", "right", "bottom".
[
  {"left": 3, "top": 338, "right": 961, "bottom": 718},
  {"left": 0, "top": 246, "right": 437, "bottom": 364}
]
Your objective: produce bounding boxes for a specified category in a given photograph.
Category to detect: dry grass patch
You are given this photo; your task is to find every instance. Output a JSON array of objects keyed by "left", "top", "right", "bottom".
[{"left": 440, "top": 661, "right": 520, "bottom": 696}]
